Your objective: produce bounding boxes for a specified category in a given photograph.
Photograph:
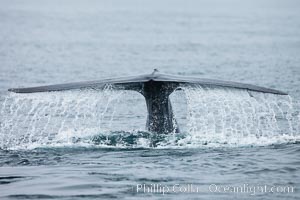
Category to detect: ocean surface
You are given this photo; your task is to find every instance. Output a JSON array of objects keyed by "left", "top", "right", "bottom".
[{"left": 0, "top": 0, "right": 300, "bottom": 199}]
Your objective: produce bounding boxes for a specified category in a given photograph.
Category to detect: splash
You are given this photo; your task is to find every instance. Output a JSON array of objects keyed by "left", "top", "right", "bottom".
[
  {"left": 180, "top": 85, "right": 300, "bottom": 147},
  {"left": 0, "top": 86, "right": 146, "bottom": 150},
  {"left": 0, "top": 86, "right": 299, "bottom": 150}
]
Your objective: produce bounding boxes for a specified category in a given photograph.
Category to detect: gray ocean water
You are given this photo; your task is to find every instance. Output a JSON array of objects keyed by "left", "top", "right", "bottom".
[{"left": 0, "top": 0, "right": 300, "bottom": 199}]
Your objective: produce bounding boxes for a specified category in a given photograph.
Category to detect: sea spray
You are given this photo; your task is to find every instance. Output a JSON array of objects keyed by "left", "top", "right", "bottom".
[
  {"left": 0, "top": 88, "right": 147, "bottom": 149},
  {"left": 0, "top": 86, "right": 299, "bottom": 149},
  {"left": 181, "top": 85, "right": 300, "bottom": 147}
]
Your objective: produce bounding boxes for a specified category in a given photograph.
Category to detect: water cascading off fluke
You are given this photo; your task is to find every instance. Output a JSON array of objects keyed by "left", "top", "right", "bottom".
[{"left": 7, "top": 69, "right": 288, "bottom": 134}]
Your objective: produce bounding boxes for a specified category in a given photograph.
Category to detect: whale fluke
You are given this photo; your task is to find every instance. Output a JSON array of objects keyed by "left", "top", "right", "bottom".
[
  {"left": 8, "top": 70, "right": 287, "bottom": 95},
  {"left": 8, "top": 69, "right": 287, "bottom": 133}
]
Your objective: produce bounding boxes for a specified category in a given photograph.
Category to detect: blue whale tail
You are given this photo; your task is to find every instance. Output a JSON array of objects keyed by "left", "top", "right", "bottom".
[{"left": 8, "top": 69, "right": 287, "bottom": 134}]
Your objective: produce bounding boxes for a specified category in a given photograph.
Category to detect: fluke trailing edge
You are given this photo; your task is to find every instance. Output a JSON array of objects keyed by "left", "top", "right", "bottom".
[{"left": 8, "top": 69, "right": 288, "bottom": 134}]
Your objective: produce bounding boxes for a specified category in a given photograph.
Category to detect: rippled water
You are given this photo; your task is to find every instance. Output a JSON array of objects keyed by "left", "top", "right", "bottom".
[{"left": 0, "top": 0, "right": 300, "bottom": 199}]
